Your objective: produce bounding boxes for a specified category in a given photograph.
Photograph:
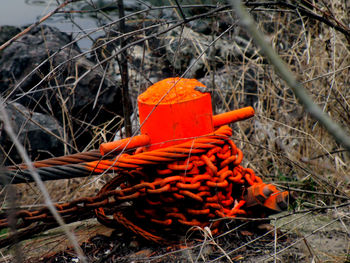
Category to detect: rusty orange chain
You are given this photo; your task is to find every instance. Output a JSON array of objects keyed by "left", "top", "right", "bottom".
[
  {"left": 0, "top": 126, "right": 233, "bottom": 244},
  {"left": 0, "top": 125, "right": 287, "bottom": 247}
]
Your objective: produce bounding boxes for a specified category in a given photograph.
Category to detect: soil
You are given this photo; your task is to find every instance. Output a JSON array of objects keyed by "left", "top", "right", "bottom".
[{"left": 2, "top": 209, "right": 348, "bottom": 262}]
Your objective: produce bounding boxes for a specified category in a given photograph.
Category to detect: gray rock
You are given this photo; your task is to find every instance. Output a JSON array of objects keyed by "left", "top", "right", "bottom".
[
  {"left": 0, "top": 25, "right": 21, "bottom": 48},
  {"left": 97, "top": 26, "right": 173, "bottom": 100},
  {"left": 199, "top": 66, "right": 262, "bottom": 112},
  {"left": 162, "top": 25, "right": 255, "bottom": 78},
  {"left": 0, "top": 103, "right": 64, "bottom": 164},
  {"left": 0, "top": 25, "right": 124, "bottom": 150},
  {"left": 0, "top": 25, "right": 76, "bottom": 91}
]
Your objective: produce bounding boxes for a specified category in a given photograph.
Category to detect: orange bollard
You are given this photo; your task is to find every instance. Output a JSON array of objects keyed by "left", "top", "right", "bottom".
[
  {"left": 138, "top": 78, "right": 214, "bottom": 150},
  {"left": 100, "top": 77, "right": 255, "bottom": 154}
]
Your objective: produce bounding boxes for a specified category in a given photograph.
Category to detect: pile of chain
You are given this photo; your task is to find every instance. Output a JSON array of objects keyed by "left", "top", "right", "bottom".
[
  {"left": 0, "top": 125, "right": 266, "bottom": 246},
  {"left": 95, "top": 126, "right": 263, "bottom": 243}
]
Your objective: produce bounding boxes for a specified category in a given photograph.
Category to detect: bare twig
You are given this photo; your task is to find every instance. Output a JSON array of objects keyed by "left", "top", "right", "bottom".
[
  {"left": 0, "top": 0, "right": 78, "bottom": 51},
  {"left": 117, "top": 0, "right": 132, "bottom": 137},
  {"left": 174, "top": 0, "right": 188, "bottom": 22},
  {"left": 244, "top": 1, "right": 350, "bottom": 40}
]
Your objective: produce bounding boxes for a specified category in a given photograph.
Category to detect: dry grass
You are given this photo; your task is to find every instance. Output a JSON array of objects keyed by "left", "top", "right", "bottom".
[{"left": 1, "top": 0, "right": 349, "bottom": 262}]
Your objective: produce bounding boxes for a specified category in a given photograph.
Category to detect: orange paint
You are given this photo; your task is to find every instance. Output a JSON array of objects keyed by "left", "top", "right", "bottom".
[
  {"left": 100, "top": 77, "right": 255, "bottom": 154},
  {"left": 213, "top": 106, "right": 255, "bottom": 127},
  {"left": 138, "top": 77, "right": 208, "bottom": 104},
  {"left": 138, "top": 77, "right": 213, "bottom": 150},
  {"left": 100, "top": 134, "right": 150, "bottom": 156},
  {"left": 187, "top": 208, "right": 210, "bottom": 215}
]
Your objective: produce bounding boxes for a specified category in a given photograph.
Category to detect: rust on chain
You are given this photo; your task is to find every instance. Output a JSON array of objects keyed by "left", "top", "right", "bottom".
[{"left": 0, "top": 125, "right": 293, "bottom": 247}]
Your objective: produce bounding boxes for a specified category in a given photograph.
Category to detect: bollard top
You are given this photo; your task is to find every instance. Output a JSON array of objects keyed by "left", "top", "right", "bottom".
[
  {"left": 99, "top": 77, "right": 255, "bottom": 154},
  {"left": 138, "top": 77, "right": 208, "bottom": 105},
  {"left": 138, "top": 77, "right": 213, "bottom": 150}
]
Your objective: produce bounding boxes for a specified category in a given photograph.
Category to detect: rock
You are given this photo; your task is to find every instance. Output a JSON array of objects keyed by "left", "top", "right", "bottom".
[
  {"left": 0, "top": 25, "right": 22, "bottom": 60},
  {"left": 0, "top": 25, "right": 21, "bottom": 48},
  {"left": 110, "top": 40, "right": 173, "bottom": 89},
  {"left": 0, "top": 102, "right": 64, "bottom": 164},
  {"left": 199, "top": 66, "right": 262, "bottom": 112},
  {"left": 0, "top": 25, "right": 125, "bottom": 150},
  {"left": 162, "top": 25, "right": 256, "bottom": 78},
  {"left": 93, "top": 22, "right": 173, "bottom": 99},
  {"left": 0, "top": 25, "right": 76, "bottom": 91}
]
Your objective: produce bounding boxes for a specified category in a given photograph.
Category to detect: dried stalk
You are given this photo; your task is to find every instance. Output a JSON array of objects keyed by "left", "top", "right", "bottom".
[
  {"left": 118, "top": 0, "right": 132, "bottom": 137},
  {"left": 230, "top": 0, "right": 350, "bottom": 153},
  {"left": 0, "top": 0, "right": 78, "bottom": 51}
]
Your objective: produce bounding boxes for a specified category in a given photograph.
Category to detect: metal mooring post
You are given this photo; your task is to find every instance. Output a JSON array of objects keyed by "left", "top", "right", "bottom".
[
  {"left": 0, "top": 77, "right": 295, "bottom": 247},
  {"left": 97, "top": 77, "right": 295, "bottom": 229},
  {"left": 100, "top": 77, "right": 255, "bottom": 153}
]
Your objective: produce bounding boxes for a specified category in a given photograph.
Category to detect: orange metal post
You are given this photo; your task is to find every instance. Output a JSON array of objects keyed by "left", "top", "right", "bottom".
[
  {"left": 100, "top": 78, "right": 255, "bottom": 154},
  {"left": 138, "top": 78, "right": 214, "bottom": 150}
]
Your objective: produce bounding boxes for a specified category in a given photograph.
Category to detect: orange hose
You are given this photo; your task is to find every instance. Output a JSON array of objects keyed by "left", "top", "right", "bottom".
[{"left": 213, "top": 106, "right": 255, "bottom": 127}]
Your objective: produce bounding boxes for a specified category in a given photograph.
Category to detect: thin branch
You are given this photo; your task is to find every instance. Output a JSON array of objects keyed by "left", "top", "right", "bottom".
[
  {"left": 244, "top": 1, "right": 350, "bottom": 39},
  {"left": 118, "top": 0, "right": 132, "bottom": 137},
  {"left": 0, "top": 0, "right": 78, "bottom": 51},
  {"left": 174, "top": 0, "right": 188, "bottom": 22}
]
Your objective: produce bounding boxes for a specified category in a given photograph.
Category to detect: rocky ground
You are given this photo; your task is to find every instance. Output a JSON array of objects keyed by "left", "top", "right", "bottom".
[{"left": 1, "top": 209, "right": 348, "bottom": 262}]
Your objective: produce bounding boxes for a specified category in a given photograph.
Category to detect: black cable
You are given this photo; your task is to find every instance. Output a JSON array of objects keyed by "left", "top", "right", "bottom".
[{"left": 3, "top": 164, "right": 96, "bottom": 184}]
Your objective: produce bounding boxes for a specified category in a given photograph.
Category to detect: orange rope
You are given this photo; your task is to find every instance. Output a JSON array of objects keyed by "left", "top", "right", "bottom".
[{"left": 85, "top": 125, "right": 232, "bottom": 172}]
